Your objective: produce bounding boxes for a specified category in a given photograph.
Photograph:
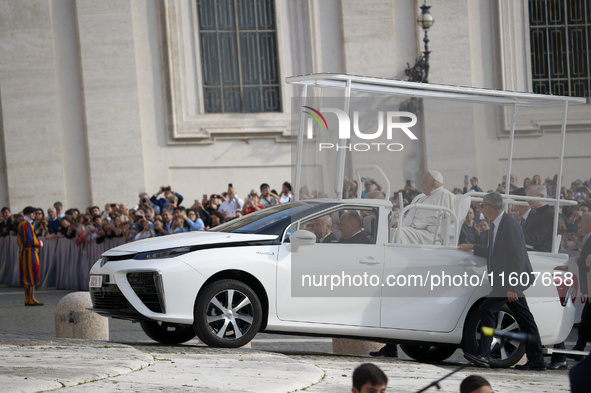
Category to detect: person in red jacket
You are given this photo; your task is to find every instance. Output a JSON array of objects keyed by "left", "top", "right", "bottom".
[{"left": 18, "top": 206, "right": 43, "bottom": 306}]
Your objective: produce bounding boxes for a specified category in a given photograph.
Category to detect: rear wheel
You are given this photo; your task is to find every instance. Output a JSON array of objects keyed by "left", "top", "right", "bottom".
[
  {"left": 193, "top": 279, "right": 262, "bottom": 348},
  {"left": 400, "top": 344, "right": 457, "bottom": 363},
  {"left": 462, "top": 305, "right": 526, "bottom": 368},
  {"left": 139, "top": 320, "right": 197, "bottom": 344}
]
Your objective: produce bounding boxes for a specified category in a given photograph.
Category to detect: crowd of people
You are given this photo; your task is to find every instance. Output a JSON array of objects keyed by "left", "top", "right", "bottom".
[
  {"left": 379, "top": 173, "right": 591, "bottom": 252},
  {"left": 480, "top": 174, "right": 590, "bottom": 253},
  {"left": 1, "top": 172, "right": 590, "bottom": 248},
  {"left": 0, "top": 182, "right": 295, "bottom": 244}
]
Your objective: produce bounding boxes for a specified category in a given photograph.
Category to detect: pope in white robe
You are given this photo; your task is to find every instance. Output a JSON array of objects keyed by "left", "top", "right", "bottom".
[{"left": 393, "top": 170, "right": 455, "bottom": 244}]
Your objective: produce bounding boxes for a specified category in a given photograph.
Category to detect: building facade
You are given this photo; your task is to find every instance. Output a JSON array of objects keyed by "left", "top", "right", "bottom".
[{"left": 0, "top": 0, "right": 589, "bottom": 210}]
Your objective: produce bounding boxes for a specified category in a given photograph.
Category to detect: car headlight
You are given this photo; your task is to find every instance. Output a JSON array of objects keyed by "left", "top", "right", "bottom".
[{"left": 133, "top": 246, "right": 193, "bottom": 260}]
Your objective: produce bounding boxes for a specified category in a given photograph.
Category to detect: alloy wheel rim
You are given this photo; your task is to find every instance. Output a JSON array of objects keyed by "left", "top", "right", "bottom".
[
  {"left": 206, "top": 289, "right": 254, "bottom": 340},
  {"left": 477, "top": 310, "right": 521, "bottom": 361}
]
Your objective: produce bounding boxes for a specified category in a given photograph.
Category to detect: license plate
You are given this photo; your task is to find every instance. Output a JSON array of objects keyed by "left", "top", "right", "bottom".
[{"left": 89, "top": 275, "right": 103, "bottom": 288}]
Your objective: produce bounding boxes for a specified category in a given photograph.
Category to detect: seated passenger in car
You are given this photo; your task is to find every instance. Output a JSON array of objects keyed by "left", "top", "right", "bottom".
[
  {"left": 338, "top": 211, "right": 371, "bottom": 244},
  {"left": 392, "top": 170, "right": 455, "bottom": 244}
]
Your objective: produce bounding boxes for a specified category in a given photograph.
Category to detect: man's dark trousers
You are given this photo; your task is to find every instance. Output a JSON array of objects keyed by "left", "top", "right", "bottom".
[{"left": 478, "top": 296, "right": 545, "bottom": 363}]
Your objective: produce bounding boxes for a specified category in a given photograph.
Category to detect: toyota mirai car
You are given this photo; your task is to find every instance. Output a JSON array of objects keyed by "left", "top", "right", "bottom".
[{"left": 89, "top": 197, "right": 574, "bottom": 367}]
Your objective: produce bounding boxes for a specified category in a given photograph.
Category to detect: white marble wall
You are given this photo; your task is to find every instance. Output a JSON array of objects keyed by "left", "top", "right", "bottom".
[{"left": 0, "top": 0, "right": 67, "bottom": 210}]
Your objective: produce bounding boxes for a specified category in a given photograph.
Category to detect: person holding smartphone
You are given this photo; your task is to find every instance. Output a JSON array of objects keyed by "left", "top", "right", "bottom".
[
  {"left": 150, "top": 185, "right": 184, "bottom": 214},
  {"left": 218, "top": 184, "right": 244, "bottom": 220},
  {"left": 400, "top": 179, "right": 419, "bottom": 205},
  {"left": 361, "top": 178, "right": 382, "bottom": 198},
  {"left": 463, "top": 176, "right": 483, "bottom": 193},
  {"left": 259, "top": 183, "right": 279, "bottom": 207}
]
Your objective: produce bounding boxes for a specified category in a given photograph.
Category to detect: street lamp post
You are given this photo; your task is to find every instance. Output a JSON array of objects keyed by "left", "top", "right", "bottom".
[
  {"left": 400, "top": 1, "right": 434, "bottom": 184},
  {"left": 405, "top": 0, "right": 434, "bottom": 83}
]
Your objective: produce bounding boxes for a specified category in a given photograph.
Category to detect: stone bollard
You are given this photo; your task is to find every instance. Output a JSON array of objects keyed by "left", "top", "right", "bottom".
[
  {"left": 55, "top": 292, "right": 109, "bottom": 340},
  {"left": 332, "top": 338, "right": 383, "bottom": 356}
]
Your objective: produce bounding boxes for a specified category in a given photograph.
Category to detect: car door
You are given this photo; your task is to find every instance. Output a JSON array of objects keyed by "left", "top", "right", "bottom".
[
  {"left": 276, "top": 207, "right": 383, "bottom": 327},
  {"left": 380, "top": 244, "right": 486, "bottom": 332}
]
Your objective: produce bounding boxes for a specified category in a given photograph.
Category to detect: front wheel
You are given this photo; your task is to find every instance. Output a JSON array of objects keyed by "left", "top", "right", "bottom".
[
  {"left": 193, "top": 279, "right": 262, "bottom": 348},
  {"left": 400, "top": 344, "right": 457, "bottom": 363},
  {"left": 461, "top": 305, "right": 526, "bottom": 368},
  {"left": 139, "top": 320, "right": 197, "bottom": 344}
]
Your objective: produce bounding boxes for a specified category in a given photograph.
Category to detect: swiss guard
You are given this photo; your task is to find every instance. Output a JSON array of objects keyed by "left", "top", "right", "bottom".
[{"left": 18, "top": 206, "right": 43, "bottom": 306}]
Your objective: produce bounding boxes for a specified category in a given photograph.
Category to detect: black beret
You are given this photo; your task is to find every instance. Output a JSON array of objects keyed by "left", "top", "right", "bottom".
[{"left": 23, "top": 206, "right": 36, "bottom": 215}]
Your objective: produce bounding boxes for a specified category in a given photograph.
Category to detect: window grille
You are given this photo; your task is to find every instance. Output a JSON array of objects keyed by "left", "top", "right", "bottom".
[
  {"left": 529, "top": 0, "right": 591, "bottom": 97},
  {"left": 197, "top": 0, "right": 282, "bottom": 113}
]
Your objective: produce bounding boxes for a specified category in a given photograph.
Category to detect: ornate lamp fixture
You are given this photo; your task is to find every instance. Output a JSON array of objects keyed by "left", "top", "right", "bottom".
[{"left": 405, "top": 1, "right": 434, "bottom": 83}]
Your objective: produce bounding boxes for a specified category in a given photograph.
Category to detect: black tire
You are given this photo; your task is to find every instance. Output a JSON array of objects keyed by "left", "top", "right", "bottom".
[
  {"left": 462, "top": 304, "right": 526, "bottom": 368},
  {"left": 193, "top": 279, "right": 262, "bottom": 348},
  {"left": 139, "top": 320, "right": 197, "bottom": 344},
  {"left": 400, "top": 344, "right": 457, "bottom": 363}
]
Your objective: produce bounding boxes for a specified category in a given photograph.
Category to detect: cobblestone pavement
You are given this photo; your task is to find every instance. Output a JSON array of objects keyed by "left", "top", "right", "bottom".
[{"left": 0, "top": 286, "right": 578, "bottom": 392}]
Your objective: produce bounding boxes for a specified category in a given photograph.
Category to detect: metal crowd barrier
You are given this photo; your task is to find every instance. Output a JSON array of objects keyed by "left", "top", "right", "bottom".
[{"left": 0, "top": 236, "right": 125, "bottom": 291}]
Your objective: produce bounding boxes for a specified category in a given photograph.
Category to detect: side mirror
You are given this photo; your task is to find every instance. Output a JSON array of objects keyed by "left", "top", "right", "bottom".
[{"left": 288, "top": 230, "right": 316, "bottom": 252}]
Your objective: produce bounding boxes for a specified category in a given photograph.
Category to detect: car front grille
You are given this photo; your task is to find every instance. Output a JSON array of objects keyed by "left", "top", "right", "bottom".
[
  {"left": 90, "top": 285, "right": 133, "bottom": 311},
  {"left": 127, "top": 272, "right": 165, "bottom": 313}
]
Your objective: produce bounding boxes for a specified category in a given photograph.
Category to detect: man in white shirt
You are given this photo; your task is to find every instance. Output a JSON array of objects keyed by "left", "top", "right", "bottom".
[
  {"left": 392, "top": 170, "right": 455, "bottom": 244},
  {"left": 218, "top": 185, "right": 244, "bottom": 220}
]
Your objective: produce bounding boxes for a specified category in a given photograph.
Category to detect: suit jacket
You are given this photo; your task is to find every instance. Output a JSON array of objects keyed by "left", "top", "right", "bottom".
[
  {"left": 523, "top": 204, "right": 554, "bottom": 252},
  {"left": 521, "top": 209, "right": 534, "bottom": 230},
  {"left": 319, "top": 232, "right": 338, "bottom": 243},
  {"left": 0, "top": 217, "right": 15, "bottom": 237},
  {"left": 338, "top": 230, "right": 371, "bottom": 244},
  {"left": 577, "top": 236, "right": 591, "bottom": 294},
  {"left": 474, "top": 212, "right": 533, "bottom": 295}
]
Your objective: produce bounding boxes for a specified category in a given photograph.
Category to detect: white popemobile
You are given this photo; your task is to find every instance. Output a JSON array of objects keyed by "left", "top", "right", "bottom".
[{"left": 89, "top": 74, "right": 585, "bottom": 367}]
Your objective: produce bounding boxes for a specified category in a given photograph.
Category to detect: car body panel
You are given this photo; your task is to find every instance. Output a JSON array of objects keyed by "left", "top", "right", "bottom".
[
  {"left": 89, "top": 199, "right": 574, "bottom": 348},
  {"left": 381, "top": 244, "right": 484, "bottom": 332},
  {"left": 103, "top": 232, "right": 278, "bottom": 255},
  {"left": 276, "top": 242, "right": 383, "bottom": 326}
]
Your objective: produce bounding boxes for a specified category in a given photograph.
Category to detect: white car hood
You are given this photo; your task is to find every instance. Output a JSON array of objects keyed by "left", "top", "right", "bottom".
[{"left": 103, "top": 231, "right": 278, "bottom": 255}]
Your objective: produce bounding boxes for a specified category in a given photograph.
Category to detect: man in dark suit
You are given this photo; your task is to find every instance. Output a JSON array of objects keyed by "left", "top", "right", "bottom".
[
  {"left": 520, "top": 185, "right": 567, "bottom": 369},
  {"left": 312, "top": 215, "right": 337, "bottom": 243},
  {"left": 0, "top": 207, "right": 15, "bottom": 237},
  {"left": 572, "top": 212, "right": 591, "bottom": 353},
  {"left": 459, "top": 192, "right": 546, "bottom": 370},
  {"left": 337, "top": 212, "right": 371, "bottom": 244},
  {"left": 523, "top": 185, "right": 555, "bottom": 252},
  {"left": 510, "top": 187, "right": 530, "bottom": 228}
]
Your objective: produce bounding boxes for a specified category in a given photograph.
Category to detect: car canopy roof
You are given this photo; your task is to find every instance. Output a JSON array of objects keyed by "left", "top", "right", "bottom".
[{"left": 286, "top": 73, "right": 587, "bottom": 252}]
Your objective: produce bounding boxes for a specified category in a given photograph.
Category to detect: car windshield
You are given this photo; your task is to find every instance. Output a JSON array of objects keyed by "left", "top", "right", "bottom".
[{"left": 210, "top": 201, "right": 328, "bottom": 236}]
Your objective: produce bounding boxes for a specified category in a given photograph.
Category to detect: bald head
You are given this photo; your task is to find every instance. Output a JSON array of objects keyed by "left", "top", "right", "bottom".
[
  {"left": 526, "top": 185, "right": 548, "bottom": 209},
  {"left": 338, "top": 212, "right": 363, "bottom": 240},
  {"left": 366, "top": 190, "right": 385, "bottom": 199},
  {"left": 312, "top": 215, "right": 332, "bottom": 239}
]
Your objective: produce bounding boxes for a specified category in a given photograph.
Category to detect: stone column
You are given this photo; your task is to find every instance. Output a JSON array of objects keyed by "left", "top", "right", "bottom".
[
  {"left": 0, "top": 1, "right": 67, "bottom": 209},
  {"left": 76, "top": 0, "right": 146, "bottom": 205}
]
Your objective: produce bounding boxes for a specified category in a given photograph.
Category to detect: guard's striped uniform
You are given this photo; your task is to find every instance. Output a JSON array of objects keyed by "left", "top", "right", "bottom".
[{"left": 17, "top": 220, "right": 42, "bottom": 305}]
